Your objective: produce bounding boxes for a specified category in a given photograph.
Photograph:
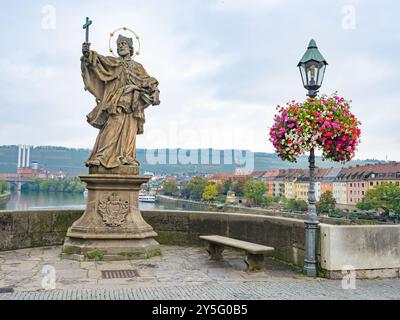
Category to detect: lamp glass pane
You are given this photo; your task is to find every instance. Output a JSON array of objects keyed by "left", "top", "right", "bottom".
[
  {"left": 317, "top": 63, "right": 326, "bottom": 86},
  {"left": 299, "top": 64, "right": 307, "bottom": 87}
]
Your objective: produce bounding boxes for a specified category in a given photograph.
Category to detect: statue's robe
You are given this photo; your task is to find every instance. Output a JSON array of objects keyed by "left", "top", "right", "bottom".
[{"left": 81, "top": 51, "right": 159, "bottom": 168}]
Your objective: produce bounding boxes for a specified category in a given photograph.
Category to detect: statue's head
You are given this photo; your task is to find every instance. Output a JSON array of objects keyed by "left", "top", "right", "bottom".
[{"left": 117, "top": 35, "right": 134, "bottom": 57}]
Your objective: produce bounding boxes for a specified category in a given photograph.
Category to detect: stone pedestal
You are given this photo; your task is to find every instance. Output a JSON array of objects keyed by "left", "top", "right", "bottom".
[{"left": 62, "top": 168, "right": 160, "bottom": 261}]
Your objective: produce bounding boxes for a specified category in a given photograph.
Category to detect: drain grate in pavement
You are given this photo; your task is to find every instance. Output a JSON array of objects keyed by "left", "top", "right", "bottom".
[
  {"left": 101, "top": 270, "right": 139, "bottom": 279},
  {"left": 0, "top": 287, "right": 14, "bottom": 294}
]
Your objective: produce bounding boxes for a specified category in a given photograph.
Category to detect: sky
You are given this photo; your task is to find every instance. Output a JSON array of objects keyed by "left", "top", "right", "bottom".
[{"left": 0, "top": 0, "right": 399, "bottom": 161}]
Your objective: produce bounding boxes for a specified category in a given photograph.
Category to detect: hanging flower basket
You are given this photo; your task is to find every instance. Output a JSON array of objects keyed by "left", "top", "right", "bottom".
[{"left": 269, "top": 93, "right": 361, "bottom": 163}]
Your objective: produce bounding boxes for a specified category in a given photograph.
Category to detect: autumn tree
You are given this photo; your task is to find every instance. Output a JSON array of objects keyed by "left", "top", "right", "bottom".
[
  {"left": 187, "top": 176, "right": 208, "bottom": 201},
  {"left": 243, "top": 179, "right": 268, "bottom": 206},
  {"left": 202, "top": 183, "right": 219, "bottom": 201}
]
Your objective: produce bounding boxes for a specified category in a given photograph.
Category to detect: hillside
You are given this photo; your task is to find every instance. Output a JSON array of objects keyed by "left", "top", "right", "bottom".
[{"left": 0, "top": 145, "right": 383, "bottom": 176}]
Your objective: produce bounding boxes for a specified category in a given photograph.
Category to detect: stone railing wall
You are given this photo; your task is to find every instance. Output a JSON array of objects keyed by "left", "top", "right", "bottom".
[
  {"left": 0, "top": 209, "right": 82, "bottom": 251},
  {"left": 0, "top": 209, "right": 306, "bottom": 266},
  {"left": 320, "top": 224, "right": 400, "bottom": 279}
]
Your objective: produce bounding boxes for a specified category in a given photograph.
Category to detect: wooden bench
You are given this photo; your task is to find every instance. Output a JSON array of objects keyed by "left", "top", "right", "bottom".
[{"left": 199, "top": 235, "right": 274, "bottom": 272}]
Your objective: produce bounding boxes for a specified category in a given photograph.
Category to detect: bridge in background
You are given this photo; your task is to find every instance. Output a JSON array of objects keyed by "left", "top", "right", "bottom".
[{"left": 0, "top": 173, "right": 34, "bottom": 191}]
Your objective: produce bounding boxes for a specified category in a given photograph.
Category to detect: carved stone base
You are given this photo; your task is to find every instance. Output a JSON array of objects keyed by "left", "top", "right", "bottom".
[
  {"left": 62, "top": 172, "right": 160, "bottom": 260},
  {"left": 62, "top": 237, "right": 161, "bottom": 261}
]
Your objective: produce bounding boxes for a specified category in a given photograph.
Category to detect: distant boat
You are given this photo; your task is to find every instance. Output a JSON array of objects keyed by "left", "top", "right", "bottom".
[{"left": 138, "top": 194, "right": 156, "bottom": 203}]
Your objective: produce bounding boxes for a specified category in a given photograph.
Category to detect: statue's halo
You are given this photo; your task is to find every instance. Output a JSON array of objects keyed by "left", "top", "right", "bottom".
[{"left": 108, "top": 26, "right": 141, "bottom": 57}]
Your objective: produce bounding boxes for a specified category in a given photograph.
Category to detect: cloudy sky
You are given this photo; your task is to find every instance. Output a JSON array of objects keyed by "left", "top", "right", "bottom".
[{"left": 0, "top": 0, "right": 399, "bottom": 160}]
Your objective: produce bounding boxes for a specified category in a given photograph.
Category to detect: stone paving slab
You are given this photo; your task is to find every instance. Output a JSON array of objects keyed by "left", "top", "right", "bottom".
[
  {"left": 0, "top": 245, "right": 399, "bottom": 300},
  {"left": 1, "top": 281, "right": 400, "bottom": 300}
]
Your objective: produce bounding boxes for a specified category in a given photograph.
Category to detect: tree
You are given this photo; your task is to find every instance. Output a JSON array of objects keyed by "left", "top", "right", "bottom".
[
  {"left": 30, "top": 178, "right": 41, "bottom": 192},
  {"left": 357, "top": 182, "right": 400, "bottom": 217},
  {"left": 216, "top": 182, "right": 225, "bottom": 195},
  {"left": 223, "top": 179, "right": 232, "bottom": 195},
  {"left": 187, "top": 176, "right": 208, "bottom": 201},
  {"left": 231, "top": 178, "right": 247, "bottom": 197},
  {"left": 26, "top": 178, "right": 86, "bottom": 193},
  {"left": 202, "top": 183, "right": 219, "bottom": 201},
  {"left": 316, "top": 191, "right": 336, "bottom": 215},
  {"left": 163, "top": 179, "right": 178, "bottom": 196},
  {"left": 243, "top": 179, "right": 268, "bottom": 206}
]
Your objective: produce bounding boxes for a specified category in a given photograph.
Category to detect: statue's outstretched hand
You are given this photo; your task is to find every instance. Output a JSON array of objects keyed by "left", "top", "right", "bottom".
[{"left": 82, "top": 43, "right": 91, "bottom": 58}]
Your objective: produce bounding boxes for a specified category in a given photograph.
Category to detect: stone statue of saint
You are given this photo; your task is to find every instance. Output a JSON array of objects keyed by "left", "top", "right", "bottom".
[{"left": 81, "top": 35, "right": 160, "bottom": 170}]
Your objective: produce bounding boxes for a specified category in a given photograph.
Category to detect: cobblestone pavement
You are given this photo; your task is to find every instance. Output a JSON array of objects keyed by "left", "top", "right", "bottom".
[{"left": 0, "top": 246, "right": 399, "bottom": 300}]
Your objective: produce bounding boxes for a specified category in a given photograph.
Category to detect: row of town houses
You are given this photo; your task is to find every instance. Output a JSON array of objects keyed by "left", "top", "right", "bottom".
[{"left": 208, "top": 162, "right": 400, "bottom": 209}]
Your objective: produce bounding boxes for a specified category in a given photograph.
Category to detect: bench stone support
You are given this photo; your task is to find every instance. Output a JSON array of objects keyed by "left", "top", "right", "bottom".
[
  {"left": 245, "top": 253, "right": 264, "bottom": 272},
  {"left": 206, "top": 243, "right": 224, "bottom": 260}
]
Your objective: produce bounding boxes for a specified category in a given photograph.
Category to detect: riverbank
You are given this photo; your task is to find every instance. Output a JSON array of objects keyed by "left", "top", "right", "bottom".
[
  {"left": 0, "top": 192, "right": 10, "bottom": 208},
  {"left": 0, "top": 192, "right": 11, "bottom": 208},
  {"left": 156, "top": 195, "right": 382, "bottom": 225}
]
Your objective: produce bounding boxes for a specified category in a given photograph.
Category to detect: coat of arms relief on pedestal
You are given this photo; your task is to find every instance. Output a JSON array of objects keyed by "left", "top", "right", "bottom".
[{"left": 98, "top": 193, "right": 129, "bottom": 227}]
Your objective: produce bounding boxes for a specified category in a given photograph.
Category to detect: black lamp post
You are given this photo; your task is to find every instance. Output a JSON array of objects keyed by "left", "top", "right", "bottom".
[{"left": 297, "top": 39, "right": 328, "bottom": 277}]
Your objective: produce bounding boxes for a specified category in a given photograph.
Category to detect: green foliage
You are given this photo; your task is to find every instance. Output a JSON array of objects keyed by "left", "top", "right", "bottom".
[
  {"left": 316, "top": 191, "right": 336, "bottom": 215},
  {"left": 202, "top": 183, "right": 219, "bottom": 201},
  {"left": 0, "top": 181, "right": 9, "bottom": 194},
  {"left": 146, "top": 248, "right": 162, "bottom": 259},
  {"left": 356, "top": 182, "right": 400, "bottom": 216},
  {"left": 243, "top": 179, "right": 268, "bottom": 206},
  {"left": 23, "top": 178, "right": 86, "bottom": 193},
  {"left": 263, "top": 196, "right": 273, "bottom": 206},
  {"left": 273, "top": 196, "right": 287, "bottom": 204},
  {"left": 84, "top": 251, "right": 105, "bottom": 260},
  {"left": 328, "top": 209, "right": 345, "bottom": 219},
  {"left": 163, "top": 179, "right": 178, "bottom": 196},
  {"left": 286, "top": 199, "right": 308, "bottom": 212},
  {"left": 118, "top": 251, "right": 142, "bottom": 257},
  {"left": 186, "top": 176, "right": 208, "bottom": 200}
]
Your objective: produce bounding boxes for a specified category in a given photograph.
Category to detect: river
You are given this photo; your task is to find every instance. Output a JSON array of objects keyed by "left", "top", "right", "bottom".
[{"left": 1, "top": 191, "right": 182, "bottom": 211}]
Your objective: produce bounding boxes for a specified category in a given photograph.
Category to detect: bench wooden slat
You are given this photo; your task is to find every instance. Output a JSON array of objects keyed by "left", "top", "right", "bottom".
[{"left": 200, "top": 235, "right": 274, "bottom": 254}]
